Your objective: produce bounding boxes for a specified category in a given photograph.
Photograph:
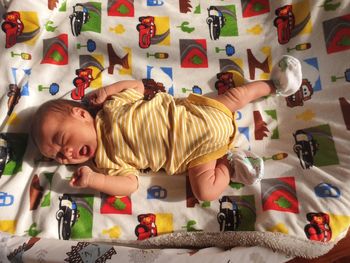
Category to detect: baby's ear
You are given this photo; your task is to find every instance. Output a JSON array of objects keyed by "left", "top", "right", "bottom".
[{"left": 71, "top": 107, "right": 87, "bottom": 119}]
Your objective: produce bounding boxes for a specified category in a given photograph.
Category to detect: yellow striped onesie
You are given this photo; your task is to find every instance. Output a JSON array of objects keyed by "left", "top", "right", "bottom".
[{"left": 94, "top": 89, "right": 236, "bottom": 177}]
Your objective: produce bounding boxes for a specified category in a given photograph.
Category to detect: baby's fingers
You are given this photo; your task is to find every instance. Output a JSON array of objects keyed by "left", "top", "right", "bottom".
[
  {"left": 87, "top": 94, "right": 98, "bottom": 105},
  {"left": 89, "top": 96, "right": 104, "bottom": 107},
  {"left": 70, "top": 170, "right": 83, "bottom": 187}
]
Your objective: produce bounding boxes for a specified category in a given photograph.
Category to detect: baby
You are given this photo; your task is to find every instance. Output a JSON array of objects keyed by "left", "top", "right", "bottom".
[{"left": 31, "top": 55, "right": 302, "bottom": 201}]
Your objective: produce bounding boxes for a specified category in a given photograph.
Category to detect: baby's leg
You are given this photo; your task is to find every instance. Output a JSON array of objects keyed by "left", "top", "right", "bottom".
[
  {"left": 188, "top": 159, "right": 231, "bottom": 201},
  {"left": 214, "top": 80, "right": 275, "bottom": 112},
  {"left": 188, "top": 56, "right": 302, "bottom": 201},
  {"left": 188, "top": 151, "right": 264, "bottom": 201},
  {"left": 214, "top": 55, "right": 302, "bottom": 112}
]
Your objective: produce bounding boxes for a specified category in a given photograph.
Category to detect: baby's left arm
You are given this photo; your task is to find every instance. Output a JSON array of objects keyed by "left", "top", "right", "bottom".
[{"left": 70, "top": 166, "right": 138, "bottom": 196}]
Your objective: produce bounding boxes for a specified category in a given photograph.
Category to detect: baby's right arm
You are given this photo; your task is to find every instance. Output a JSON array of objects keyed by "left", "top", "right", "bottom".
[
  {"left": 104, "top": 80, "right": 145, "bottom": 95},
  {"left": 87, "top": 80, "right": 145, "bottom": 107},
  {"left": 70, "top": 166, "right": 138, "bottom": 196}
]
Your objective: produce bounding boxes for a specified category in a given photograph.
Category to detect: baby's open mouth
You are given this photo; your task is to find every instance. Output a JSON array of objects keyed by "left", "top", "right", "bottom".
[{"left": 79, "top": 145, "right": 89, "bottom": 157}]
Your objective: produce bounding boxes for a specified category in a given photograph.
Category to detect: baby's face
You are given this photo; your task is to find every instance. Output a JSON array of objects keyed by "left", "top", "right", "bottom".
[{"left": 37, "top": 107, "right": 97, "bottom": 164}]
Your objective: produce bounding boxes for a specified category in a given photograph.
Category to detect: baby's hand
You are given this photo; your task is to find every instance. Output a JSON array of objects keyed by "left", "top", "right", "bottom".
[
  {"left": 70, "top": 166, "right": 93, "bottom": 188},
  {"left": 85, "top": 87, "right": 108, "bottom": 107}
]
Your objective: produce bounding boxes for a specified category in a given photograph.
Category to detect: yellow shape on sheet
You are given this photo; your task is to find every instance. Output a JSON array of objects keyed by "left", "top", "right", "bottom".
[
  {"left": 119, "top": 47, "right": 132, "bottom": 76},
  {"left": 0, "top": 220, "right": 16, "bottom": 234},
  {"left": 26, "top": 35, "right": 40, "bottom": 46},
  {"left": 89, "top": 54, "right": 104, "bottom": 88},
  {"left": 6, "top": 113, "right": 20, "bottom": 126},
  {"left": 20, "top": 12, "right": 40, "bottom": 46},
  {"left": 329, "top": 214, "right": 350, "bottom": 240},
  {"left": 21, "top": 12, "right": 39, "bottom": 33},
  {"left": 156, "top": 213, "right": 173, "bottom": 234},
  {"left": 227, "top": 58, "right": 244, "bottom": 87},
  {"left": 293, "top": 0, "right": 312, "bottom": 35},
  {"left": 246, "top": 24, "right": 263, "bottom": 35},
  {"left": 155, "top": 17, "right": 170, "bottom": 46},
  {"left": 102, "top": 225, "right": 122, "bottom": 239},
  {"left": 296, "top": 109, "right": 315, "bottom": 121},
  {"left": 268, "top": 223, "right": 289, "bottom": 234},
  {"left": 109, "top": 24, "right": 125, "bottom": 34}
]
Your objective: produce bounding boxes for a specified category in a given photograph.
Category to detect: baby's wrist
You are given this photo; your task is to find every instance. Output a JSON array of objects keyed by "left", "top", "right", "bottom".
[
  {"left": 87, "top": 171, "right": 106, "bottom": 190},
  {"left": 86, "top": 169, "right": 94, "bottom": 188},
  {"left": 103, "top": 86, "right": 108, "bottom": 97}
]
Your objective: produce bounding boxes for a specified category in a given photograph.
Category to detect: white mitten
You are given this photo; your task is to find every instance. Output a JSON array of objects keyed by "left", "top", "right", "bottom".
[
  {"left": 227, "top": 149, "right": 264, "bottom": 185},
  {"left": 271, "top": 55, "right": 302, "bottom": 97}
]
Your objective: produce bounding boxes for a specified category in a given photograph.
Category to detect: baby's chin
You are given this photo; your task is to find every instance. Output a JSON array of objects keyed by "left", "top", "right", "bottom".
[{"left": 66, "top": 156, "right": 93, "bottom": 165}]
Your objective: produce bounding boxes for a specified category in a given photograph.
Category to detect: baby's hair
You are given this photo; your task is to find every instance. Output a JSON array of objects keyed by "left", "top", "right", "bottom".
[
  {"left": 30, "top": 99, "right": 86, "bottom": 148},
  {"left": 35, "top": 99, "right": 85, "bottom": 116}
]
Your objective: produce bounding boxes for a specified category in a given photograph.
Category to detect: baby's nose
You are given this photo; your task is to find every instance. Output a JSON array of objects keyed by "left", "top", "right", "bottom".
[{"left": 63, "top": 147, "right": 73, "bottom": 158}]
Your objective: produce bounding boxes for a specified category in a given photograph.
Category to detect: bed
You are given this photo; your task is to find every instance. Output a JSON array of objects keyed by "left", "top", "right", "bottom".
[{"left": 1, "top": 0, "right": 350, "bottom": 262}]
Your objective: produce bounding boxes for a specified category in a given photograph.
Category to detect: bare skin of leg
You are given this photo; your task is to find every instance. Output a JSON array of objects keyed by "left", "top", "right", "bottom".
[
  {"left": 188, "top": 80, "right": 276, "bottom": 201},
  {"left": 215, "top": 80, "right": 276, "bottom": 112}
]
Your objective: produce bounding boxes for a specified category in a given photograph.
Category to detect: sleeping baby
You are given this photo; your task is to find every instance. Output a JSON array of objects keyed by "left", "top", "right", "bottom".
[{"left": 31, "top": 55, "right": 302, "bottom": 201}]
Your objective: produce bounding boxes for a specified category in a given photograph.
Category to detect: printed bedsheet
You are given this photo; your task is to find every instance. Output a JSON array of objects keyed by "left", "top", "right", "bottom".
[{"left": 0, "top": 0, "right": 350, "bottom": 261}]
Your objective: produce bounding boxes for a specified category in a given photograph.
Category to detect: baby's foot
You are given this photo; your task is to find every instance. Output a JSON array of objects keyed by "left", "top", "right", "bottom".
[
  {"left": 226, "top": 149, "right": 264, "bottom": 185},
  {"left": 271, "top": 55, "right": 302, "bottom": 97}
]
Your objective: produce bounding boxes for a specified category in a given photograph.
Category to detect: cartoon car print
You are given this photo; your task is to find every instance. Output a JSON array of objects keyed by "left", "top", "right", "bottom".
[
  {"left": 56, "top": 194, "right": 78, "bottom": 240},
  {"left": 273, "top": 5, "right": 295, "bottom": 44},
  {"left": 314, "top": 183, "right": 340, "bottom": 198},
  {"left": 136, "top": 16, "right": 156, "bottom": 49},
  {"left": 71, "top": 68, "right": 94, "bottom": 100},
  {"left": 215, "top": 72, "right": 235, "bottom": 95},
  {"left": 0, "top": 191, "right": 14, "bottom": 206},
  {"left": 69, "top": 4, "right": 89, "bottom": 36},
  {"left": 206, "top": 6, "right": 226, "bottom": 40},
  {"left": 217, "top": 196, "right": 241, "bottom": 231},
  {"left": 0, "top": 134, "right": 11, "bottom": 178},
  {"left": 142, "top": 78, "right": 165, "bottom": 100},
  {"left": 147, "top": 185, "right": 167, "bottom": 199},
  {"left": 286, "top": 79, "right": 313, "bottom": 107},
  {"left": 1, "top": 11, "right": 24, "bottom": 48},
  {"left": 147, "top": 0, "right": 164, "bottom": 6},
  {"left": 7, "top": 84, "right": 21, "bottom": 116},
  {"left": 135, "top": 213, "right": 157, "bottom": 240},
  {"left": 293, "top": 129, "right": 319, "bottom": 169},
  {"left": 304, "top": 212, "right": 332, "bottom": 242}
]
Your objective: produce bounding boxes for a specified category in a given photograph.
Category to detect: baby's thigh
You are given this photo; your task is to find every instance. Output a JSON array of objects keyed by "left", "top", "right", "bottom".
[
  {"left": 209, "top": 87, "right": 247, "bottom": 112},
  {"left": 188, "top": 160, "right": 217, "bottom": 185}
]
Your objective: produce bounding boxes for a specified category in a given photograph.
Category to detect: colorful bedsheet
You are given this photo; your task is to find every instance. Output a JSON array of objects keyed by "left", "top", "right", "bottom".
[{"left": 0, "top": 0, "right": 350, "bottom": 260}]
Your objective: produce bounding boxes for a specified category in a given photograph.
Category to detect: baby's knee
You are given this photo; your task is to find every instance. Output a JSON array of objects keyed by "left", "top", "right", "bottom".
[
  {"left": 194, "top": 188, "right": 220, "bottom": 202},
  {"left": 189, "top": 174, "right": 221, "bottom": 201},
  {"left": 188, "top": 162, "right": 223, "bottom": 201},
  {"left": 225, "top": 87, "right": 249, "bottom": 105},
  {"left": 217, "top": 87, "right": 249, "bottom": 112}
]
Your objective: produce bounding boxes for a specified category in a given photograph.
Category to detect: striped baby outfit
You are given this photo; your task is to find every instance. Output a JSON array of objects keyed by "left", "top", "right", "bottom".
[{"left": 94, "top": 89, "right": 236, "bottom": 177}]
